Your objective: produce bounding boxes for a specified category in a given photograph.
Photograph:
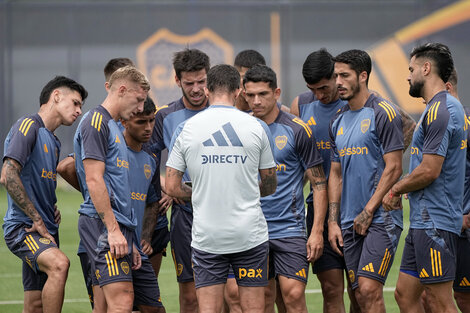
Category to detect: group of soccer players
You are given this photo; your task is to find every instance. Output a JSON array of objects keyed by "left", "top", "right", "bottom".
[{"left": 2, "top": 41, "right": 469, "bottom": 313}]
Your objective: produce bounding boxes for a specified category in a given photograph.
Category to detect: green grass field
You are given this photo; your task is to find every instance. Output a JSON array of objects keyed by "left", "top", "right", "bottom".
[{"left": 0, "top": 186, "right": 410, "bottom": 312}]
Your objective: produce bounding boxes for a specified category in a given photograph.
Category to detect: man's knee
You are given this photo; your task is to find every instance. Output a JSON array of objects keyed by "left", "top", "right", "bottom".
[
  {"left": 280, "top": 280, "right": 306, "bottom": 306},
  {"left": 180, "top": 282, "right": 197, "bottom": 308},
  {"left": 454, "top": 291, "right": 470, "bottom": 311},
  {"left": 320, "top": 276, "right": 344, "bottom": 301},
  {"left": 38, "top": 249, "right": 70, "bottom": 277},
  {"left": 23, "top": 291, "right": 42, "bottom": 313},
  {"left": 356, "top": 279, "right": 382, "bottom": 304}
]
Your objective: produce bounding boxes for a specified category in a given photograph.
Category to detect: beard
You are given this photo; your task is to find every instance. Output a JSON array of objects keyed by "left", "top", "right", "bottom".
[
  {"left": 181, "top": 87, "right": 205, "bottom": 107},
  {"left": 409, "top": 80, "right": 424, "bottom": 98},
  {"left": 339, "top": 81, "right": 361, "bottom": 101}
]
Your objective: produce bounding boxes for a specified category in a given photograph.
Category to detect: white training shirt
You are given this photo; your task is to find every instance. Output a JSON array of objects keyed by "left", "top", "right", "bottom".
[{"left": 167, "top": 105, "right": 275, "bottom": 254}]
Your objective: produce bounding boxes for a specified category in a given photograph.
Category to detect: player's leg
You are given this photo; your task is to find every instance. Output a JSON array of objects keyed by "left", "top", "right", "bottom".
[
  {"left": 223, "top": 273, "right": 242, "bottom": 313},
  {"left": 354, "top": 224, "right": 401, "bottom": 313},
  {"left": 454, "top": 291, "right": 470, "bottom": 313},
  {"left": 170, "top": 207, "right": 197, "bottom": 313},
  {"left": 92, "top": 285, "right": 107, "bottom": 313},
  {"left": 149, "top": 225, "right": 170, "bottom": 278},
  {"left": 453, "top": 234, "right": 470, "bottom": 313},
  {"left": 233, "top": 242, "right": 269, "bottom": 313},
  {"left": 133, "top": 256, "right": 165, "bottom": 313},
  {"left": 317, "top": 269, "right": 346, "bottom": 313},
  {"left": 23, "top": 291, "right": 42, "bottom": 313},
  {"left": 423, "top": 281, "right": 458, "bottom": 313},
  {"left": 278, "top": 276, "right": 307, "bottom": 313},
  {"left": 274, "top": 279, "right": 287, "bottom": 313},
  {"left": 345, "top": 280, "right": 361, "bottom": 313},
  {"left": 264, "top": 279, "right": 276, "bottom": 313},
  {"left": 196, "top": 284, "right": 225, "bottom": 313},
  {"left": 395, "top": 271, "right": 425, "bottom": 313},
  {"left": 21, "top": 260, "right": 47, "bottom": 313},
  {"left": 102, "top": 281, "right": 134, "bottom": 312}
]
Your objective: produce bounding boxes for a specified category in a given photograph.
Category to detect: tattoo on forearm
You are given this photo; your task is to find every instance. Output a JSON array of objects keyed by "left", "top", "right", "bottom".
[
  {"left": 398, "top": 106, "right": 416, "bottom": 151},
  {"left": 356, "top": 210, "right": 371, "bottom": 225},
  {"left": 141, "top": 202, "right": 158, "bottom": 241},
  {"left": 310, "top": 166, "right": 327, "bottom": 191},
  {"left": 260, "top": 168, "right": 277, "bottom": 197},
  {"left": 328, "top": 202, "right": 340, "bottom": 223},
  {"left": 3, "top": 159, "right": 40, "bottom": 221}
]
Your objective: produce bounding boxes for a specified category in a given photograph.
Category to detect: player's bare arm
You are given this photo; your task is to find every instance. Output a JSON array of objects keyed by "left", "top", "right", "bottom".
[
  {"left": 141, "top": 201, "right": 159, "bottom": 255},
  {"left": 397, "top": 106, "right": 416, "bottom": 151},
  {"left": 383, "top": 154, "right": 444, "bottom": 211},
  {"left": 165, "top": 167, "right": 192, "bottom": 201},
  {"left": 354, "top": 150, "right": 402, "bottom": 235},
  {"left": 327, "top": 161, "right": 343, "bottom": 256},
  {"left": 1, "top": 158, "right": 56, "bottom": 244},
  {"left": 259, "top": 167, "right": 277, "bottom": 197},
  {"left": 306, "top": 164, "right": 328, "bottom": 262},
  {"left": 83, "top": 158, "right": 128, "bottom": 259},
  {"left": 290, "top": 96, "right": 300, "bottom": 116},
  {"left": 57, "top": 156, "right": 80, "bottom": 191}
]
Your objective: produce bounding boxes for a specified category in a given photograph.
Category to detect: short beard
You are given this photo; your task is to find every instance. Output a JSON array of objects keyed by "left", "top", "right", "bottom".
[
  {"left": 339, "top": 82, "right": 361, "bottom": 101},
  {"left": 182, "top": 87, "right": 205, "bottom": 107},
  {"left": 409, "top": 81, "right": 424, "bottom": 98}
]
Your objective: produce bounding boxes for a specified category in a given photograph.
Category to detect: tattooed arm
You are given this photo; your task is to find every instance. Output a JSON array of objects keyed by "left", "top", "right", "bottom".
[
  {"left": 328, "top": 161, "right": 343, "bottom": 256},
  {"left": 259, "top": 167, "right": 277, "bottom": 197},
  {"left": 1, "top": 158, "right": 56, "bottom": 244},
  {"left": 306, "top": 164, "right": 328, "bottom": 262},
  {"left": 397, "top": 106, "right": 416, "bottom": 151},
  {"left": 141, "top": 201, "right": 159, "bottom": 255},
  {"left": 165, "top": 167, "right": 192, "bottom": 201},
  {"left": 83, "top": 158, "right": 128, "bottom": 259},
  {"left": 353, "top": 150, "right": 403, "bottom": 235}
]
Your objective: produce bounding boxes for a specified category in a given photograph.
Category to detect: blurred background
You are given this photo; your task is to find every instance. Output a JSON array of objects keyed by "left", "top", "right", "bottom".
[{"left": 1, "top": 0, "right": 469, "bottom": 162}]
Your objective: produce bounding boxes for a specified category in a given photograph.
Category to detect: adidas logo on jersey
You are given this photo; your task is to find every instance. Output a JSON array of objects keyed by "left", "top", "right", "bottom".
[
  {"left": 307, "top": 116, "right": 316, "bottom": 126},
  {"left": 337, "top": 127, "right": 344, "bottom": 136},
  {"left": 419, "top": 268, "right": 429, "bottom": 278},
  {"left": 362, "top": 263, "right": 374, "bottom": 273},
  {"left": 203, "top": 122, "right": 243, "bottom": 147},
  {"left": 115, "top": 135, "right": 121, "bottom": 143},
  {"left": 295, "top": 268, "right": 307, "bottom": 278},
  {"left": 460, "top": 277, "right": 470, "bottom": 287}
]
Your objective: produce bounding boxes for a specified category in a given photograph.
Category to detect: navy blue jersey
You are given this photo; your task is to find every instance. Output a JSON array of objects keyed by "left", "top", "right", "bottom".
[
  {"left": 128, "top": 148, "right": 159, "bottom": 256},
  {"left": 3, "top": 114, "right": 61, "bottom": 236},
  {"left": 297, "top": 91, "right": 316, "bottom": 106},
  {"left": 149, "top": 98, "right": 208, "bottom": 213},
  {"left": 261, "top": 111, "right": 323, "bottom": 239},
  {"left": 74, "top": 106, "right": 137, "bottom": 229},
  {"left": 464, "top": 106, "right": 470, "bottom": 216},
  {"left": 408, "top": 92, "right": 467, "bottom": 234},
  {"left": 330, "top": 94, "right": 404, "bottom": 229}
]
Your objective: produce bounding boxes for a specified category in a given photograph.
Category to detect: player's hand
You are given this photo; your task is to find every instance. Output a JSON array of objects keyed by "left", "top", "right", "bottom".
[
  {"left": 328, "top": 221, "right": 343, "bottom": 256},
  {"left": 462, "top": 214, "right": 470, "bottom": 232},
  {"left": 108, "top": 228, "right": 128, "bottom": 259},
  {"left": 172, "top": 196, "right": 185, "bottom": 206},
  {"left": 306, "top": 231, "right": 323, "bottom": 262},
  {"left": 132, "top": 244, "right": 142, "bottom": 270},
  {"left": 382, "top": 190, "right": 403, "bottom": 212},
  {"left": 158, "top": 192, "right": 173, "bottom": 215},
  {"left": 25, "top": 219, "right": 56, "bottom": 245},
  {"left": 141, "top": 239, "right": 153, "bottom": 256},
  {"left": 353, "top": 209, "right": 373, "bottom": 235},
  {"left": 54, "top": 205, "right": 62, "bottom": 225}
]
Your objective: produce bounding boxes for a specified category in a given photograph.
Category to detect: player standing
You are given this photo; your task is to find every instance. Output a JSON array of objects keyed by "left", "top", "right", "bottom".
[
  {"left": 165, "top": 64, "right": 277, "bottom": 313},
  {"left": 2, "top": 76, "right": 87, "bottom": 313},
  {"left": 329, "top": 49, "right": 404, "bottom": 313},
  {"left": 244, "top": 64, "right": 328, "bottom": 313}
]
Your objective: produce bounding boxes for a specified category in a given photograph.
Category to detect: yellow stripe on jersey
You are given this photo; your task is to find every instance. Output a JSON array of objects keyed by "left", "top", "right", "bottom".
[
  {"left": 155, "top": 105, "right": 168, "bottom": 114},
  {"left": 19, "top": 118, "right": 35, "bottom": 136},
  {"left": 97, "top": 114, "right": 103, "bottom": 132},
  {"left": 292, "top": 118, "right": 312, "bottom": 138},
  {"left": 105, "top": 252, "right": 115, "bottom": 276},
  {"left": 91, "top": 112, "right": 98, "bottom": 128},
  {"left": 378, "top": 248, "right": 392, "bottom": 276},
  {"left": 91, "top": 112, "right": 103, "bottom": 131},
  {"left": 427, "top": 101, "right": 441, "bottom": 125},
  {"left": 29, "top": 235, "right": 39, "bottom": 250},
  {"left": 24, "top": 237, "right": 35, "bottom": 254},
  {"left": 378, "top": 102, "right": 397, "bottom": 122},
  {"left": 430, "top": 248, "right": 442, "bottom": 277},
  {"left": 113, "top": 256, "right": 119, "bottom": 275}
]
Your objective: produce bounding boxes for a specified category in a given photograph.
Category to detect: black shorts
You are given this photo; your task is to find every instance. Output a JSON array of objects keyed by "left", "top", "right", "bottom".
[
  {"left": 4, "top": 224, "right": 59, "bottom": 291},
  {"left": 343, "top": 223, "right": 402, "bottom": 290},
  {"left": 133, "top": 258, "right": 163, "bottom": 307},
  {"left": 78, "top": 215, "right": 134, "bottom": 287},
  {"left": 149, "top": 226, "right": 170, "bottom": 258},
  {"left": 268, "top": 237, "right": 309, "bottom": 283},
  {"left": 454, "top": 231, "right": 470, "bottom": 292},
  {"left": 307, "top": 203, "right": 346, "bottom": 274},
  {"left": 170, "top": 206, "right": 194, "bottom": 283},
  {"left": 192, "top": 241, "right": 269, "bottom": 288},
  {"left": 400, "top": 228, "right": 458, "bottom": 284},
  {"left": 78, "top": 252, "right": 95, "bottom": 308}
]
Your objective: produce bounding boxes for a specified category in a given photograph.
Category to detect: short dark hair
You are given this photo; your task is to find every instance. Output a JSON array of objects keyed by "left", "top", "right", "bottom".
[
  {"left": 173, "top": 49, "right": 210, "bottom": 80},
  {"left": 104, "top": 58, "right": 134, "bottom": 81},
  {"left": 39, "top": 76, "right": 88, "bottom": 106},
  {"left": 302, "top": 48, "right": 335, "bottom": 85},
  {"left": 243, "top": 64, "right": 277, "bottom": 90},
  {"left": 207, "top": 64, "right": 240, "bottom": 94},
  {"left": 334, "top": 49, "right": 372, "bottom": 85},
  {"left": 135, "top": 96, "right": 157, "bottom": 116},
  {"left": 410, "top": 43, "right": 454, "bottom": 83},
  {"left": 234, "top": 50, "right": 266, "bottom": 69}
]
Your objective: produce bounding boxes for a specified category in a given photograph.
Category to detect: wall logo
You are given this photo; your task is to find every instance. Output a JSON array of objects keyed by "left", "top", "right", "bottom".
[
  {"left": 137, "top": 28, "right": 233, "bottom": 107},
  {"left": 203, "top": 123, "right": 242, "bottom": 147},
  {"left": 275, "top": 135, "right": 288, "bottom": 150}
]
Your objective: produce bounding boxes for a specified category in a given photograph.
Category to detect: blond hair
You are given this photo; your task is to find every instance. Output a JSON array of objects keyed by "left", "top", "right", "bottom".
[{"left": 108, "top": 66, "right": 150, "bottom": 92}]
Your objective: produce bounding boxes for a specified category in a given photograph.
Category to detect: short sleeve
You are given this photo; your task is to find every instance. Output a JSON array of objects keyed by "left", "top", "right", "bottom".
[
  {"left": 422, "top": 101, "right": 451, "bottom": 156},
  {"left": 166, "top": 125, "right": 187, "bottom": 173},
  {"left": 80, "top": 112, "right": 110, "bottom": 161},
  {"left": 293, "top": 118, "right": 323, "bottom": 169},
  {"left": 258, "top": 123, "right": 276, "bottom": 170},
  {"left": 329, "top": 119, "right": 340, "bottom": 163},
  {"left": 375, "top": 100, "right": 404, "bottom": 153},
  {"left": 4, "top": 117, "right": 40, "bottom": 167}
]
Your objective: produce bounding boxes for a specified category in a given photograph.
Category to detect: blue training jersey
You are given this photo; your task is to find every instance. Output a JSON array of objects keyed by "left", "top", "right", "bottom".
[
  {"left": 149, "top": 97, "right": 208, "bottom": 213},
  {"left": 408, "top": 91, "right": 467, "bottom": 234},
  {"left": 262, "top": 111, "right": 323, "bottom": 239},
  {"left": 128, "top": 147, "right": 159, "bottom": 259},
  {"left": 3, "top": 114, "right": 61, "bottom": 237},
  {"left": 464, "top": 106, "right": 470, "bottom": 216},
  {"left": 330, "top": 94, "right": 404, "bottom": 229},
  {"left": 74, "top": 105, "right": 137, "bottom": 230}
]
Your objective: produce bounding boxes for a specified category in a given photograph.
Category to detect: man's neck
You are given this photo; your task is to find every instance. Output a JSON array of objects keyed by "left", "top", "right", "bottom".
[
  {"left": 208, "top": 94, "right": 236, "bottom": 107},
  {"left": 423, "top": 80, "right": 446, "bottom": 105},
  {"left": 262, "top": 106, "right": 280, "bottom": 125},
  {"left": 123, "top": 131, "right": 142, "bottom": 152},
  {"left": 38, "top": 104, "right": 61, "bottom": 132},
  {"left": 348, "top": 89, "right": 371, "bottom": 111},
  {"left": 101, "top": 96, "right": 120, "bottom": 120}
]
